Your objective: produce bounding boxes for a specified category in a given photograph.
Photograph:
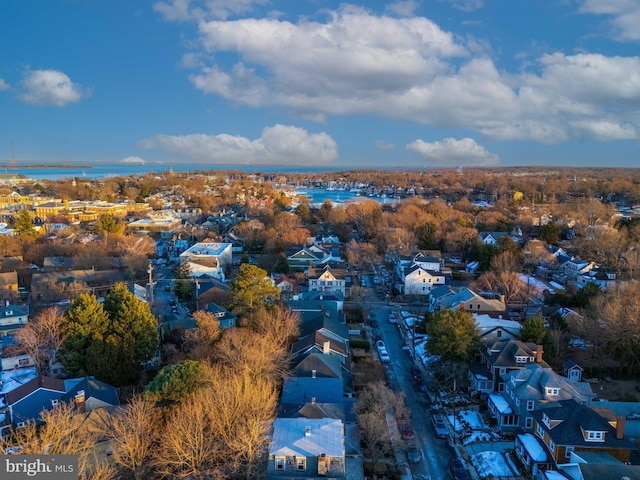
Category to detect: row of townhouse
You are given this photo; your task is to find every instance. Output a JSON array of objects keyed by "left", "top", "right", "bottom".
[{"left": 265, "top": 298, "right": 359, "bottom": 479}]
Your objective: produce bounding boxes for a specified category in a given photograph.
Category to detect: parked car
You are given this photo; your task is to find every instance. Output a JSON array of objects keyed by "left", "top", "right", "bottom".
[
  {"left": 406, "top": 444, "right": 421, "bottom": 463},
  {"left": 431, "top": 413, "right": 448, "bottom": 438},
  {"left": 379, "top": 349, "right": 390, "bottom": 363},
  {"left": 388, "top": 313, "right": 397, "bottom": 324},
  {"left": 450, "top": 457, "right": 470, "bottom": 480}
]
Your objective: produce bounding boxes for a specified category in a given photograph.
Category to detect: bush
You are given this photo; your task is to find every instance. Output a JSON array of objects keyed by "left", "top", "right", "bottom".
[{"left": 351, "top": 340, "right": 370, "bottom": 351}]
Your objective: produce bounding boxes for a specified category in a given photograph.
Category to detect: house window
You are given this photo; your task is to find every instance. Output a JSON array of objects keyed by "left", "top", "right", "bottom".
[
  {"left": 542, "top": 413, "right": 551, "bottom": 428},
  {"left": 565, "top": 447, "right": 574, "bottom": 459},
  {"left": 296, "top": 458, "right": 306, "bottom": 471},
  {"left": 503, "top": 415, "right": 518, "bottom": 426},
  {"left": 498, "top": 383, "right": 505, "bottom": 392},
  {"left": 536, "top": 424, "right": 544, "bottom": 438},
  {"left": 497, "top": 330, "right": 502, "bottom": 338},
  {"left": 51, "top": 399, "right": 59, "bottom": 406},
  {"left": 525, "top": 417, "right": 533, "bottom": 429},
  {"left": 18, "top": 358, "right": 29, "bottom": 367},
  {"left": 527, "top": 401, "right": 534, "bottom": 411},
  {"left": 587, "top": 431, "right": 604, "bottom": 441},
  {"left": 275, "top": 457, "right": 285, "bottom": 471},
  {"left": 549, "top": 440, "right": 555, "bottom": 452},
  {"left": 545, "top": 388, "right": 559, "bottom": 396}
]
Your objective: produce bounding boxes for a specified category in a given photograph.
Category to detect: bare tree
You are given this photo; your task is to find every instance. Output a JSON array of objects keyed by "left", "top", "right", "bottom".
[
  {"left": 0, "top": 402, "right": 102, "bottom": 479},
  {"left": 104, "top": 396, "right": 160, "bottom": 480},
  {"left": 153, "top": 393, "right": 225, "bottom": 479},
  {"left": 16, "top": 306, "right": 66, "bottom": 375}
]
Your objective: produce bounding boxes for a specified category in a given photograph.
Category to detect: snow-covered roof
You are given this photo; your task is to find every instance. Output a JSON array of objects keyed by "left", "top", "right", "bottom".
[
  {"left": 489, "top": 394, "right": 512, "bottom": 414},
  {"left": 517, "top": 433, "right": 547, "bottom": 462},
  {"left": 1, "top": 367, "right": 38, "bottom": 396},
  {"left": 270, "top": 418, "right": 345, "bottom": 457}
]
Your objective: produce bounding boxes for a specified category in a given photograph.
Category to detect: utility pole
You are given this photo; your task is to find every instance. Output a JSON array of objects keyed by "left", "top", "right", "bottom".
[{"left": 147, "top": 261, "right": 154, "bottom": 306}]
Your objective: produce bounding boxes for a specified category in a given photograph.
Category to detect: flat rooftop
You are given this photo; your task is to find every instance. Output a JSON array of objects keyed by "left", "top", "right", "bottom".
[{"left": 181, "top": 242, "right": 231, "bottom": 257}]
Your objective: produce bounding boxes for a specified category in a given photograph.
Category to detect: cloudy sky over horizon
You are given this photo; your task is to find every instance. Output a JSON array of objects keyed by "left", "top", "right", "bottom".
[{"left": 1, "top": 0, "right": 639, "bottom": 168}]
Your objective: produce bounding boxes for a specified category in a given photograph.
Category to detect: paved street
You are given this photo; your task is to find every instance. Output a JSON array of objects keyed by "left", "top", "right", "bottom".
[{"left": 366, "top": 300, "right": 454, "bottom": 480}]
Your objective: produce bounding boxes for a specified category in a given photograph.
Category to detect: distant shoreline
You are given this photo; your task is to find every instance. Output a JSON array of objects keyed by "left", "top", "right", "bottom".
[{"left": 0, "top": 164, "right": 94, "bottom": 169}]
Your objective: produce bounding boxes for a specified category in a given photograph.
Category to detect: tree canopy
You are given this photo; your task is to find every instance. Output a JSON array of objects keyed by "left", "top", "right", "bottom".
[
  {"left": 229, "top": 263, "right": 280, "bottom": 315},
  {"left": 61, "top": 283, "right": 159, "bottom": 386},
  {"left": 144, "top": 360, "right": 206, "bottom": 403},
  {"left": 426, "top": 310, "right": 480, "bottom": 362},
  {"left": 13, "top": 209, "right": 37, "bottom": 238}
]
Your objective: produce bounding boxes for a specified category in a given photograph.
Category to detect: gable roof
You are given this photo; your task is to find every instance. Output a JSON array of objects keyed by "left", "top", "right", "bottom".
[
  {"left": 61, "top": 376, "right": 120, "bottom": 407},
  {"left": 278, "top": 402, "right": 357, "bottom": 424},
  {"left": 6, "top": 375, "right": 66, "bottom": 406},
  {"left": 503, "top": 364, "right": 593, "bottom": 404},
  {"left": 533, "top": 399, "right": 634, "bottom": 449},
  {"left": 290, "top": 331, "right": 348, "bottom": 358},
  {"left": 269, "top": 418, "right": 345, "bottom": 457},
  {"left": 299, "top": 313, "right": 349, "bottom": 342},
  {"left": 292, "top": 352, "right": 343, "bottom": 378}
]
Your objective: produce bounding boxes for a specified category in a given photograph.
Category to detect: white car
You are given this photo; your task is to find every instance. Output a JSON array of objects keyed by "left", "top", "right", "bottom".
[{"left": 379, "top": 349, "right": 390, "bottom": 363}]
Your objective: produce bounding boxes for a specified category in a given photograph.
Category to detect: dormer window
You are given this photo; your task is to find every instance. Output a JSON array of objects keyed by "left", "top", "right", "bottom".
[
  {"left": 515, "top": 356, "right": 528, "bottom": 363},
  {"left": 585, "top": 430, "right": 605, "bottom": 442},
  {"left": 545, "top": 388, "right": 560, "bottom": 396},
  {"left": 542, "top": 413, "right": 551, "bottom": 428}
]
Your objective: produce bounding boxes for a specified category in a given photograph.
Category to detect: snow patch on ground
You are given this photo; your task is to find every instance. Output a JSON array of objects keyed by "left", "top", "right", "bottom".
[{"left": 471, "top": 451, "right": 514, "bottom": 478}]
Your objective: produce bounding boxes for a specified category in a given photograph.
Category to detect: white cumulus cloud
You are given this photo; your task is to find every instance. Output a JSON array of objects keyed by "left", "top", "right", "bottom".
[
  {"left": 137, "top": 124, "right": 338, "bottom": 165},
  {"left": 580, "top": 0, "right": 640, "bottom": 41},
  {"left": 19, "top": 69, "right": 90, "bottom": 107},
  {"left": 406, "top": 137, "right": 499, "bottom": 166},
  {"left": 167, "top": 5, "right": 640, "bottom": 144}
]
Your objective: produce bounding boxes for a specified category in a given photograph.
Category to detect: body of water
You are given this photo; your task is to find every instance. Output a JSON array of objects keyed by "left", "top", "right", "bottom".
[{"left": 5, "top": 162, "right": 423, "bottom": 181}]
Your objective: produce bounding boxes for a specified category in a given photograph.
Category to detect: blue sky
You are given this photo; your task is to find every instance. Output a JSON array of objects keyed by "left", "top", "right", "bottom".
[{"left": 1, "top": 0, "right": 639, "bottom": 168}]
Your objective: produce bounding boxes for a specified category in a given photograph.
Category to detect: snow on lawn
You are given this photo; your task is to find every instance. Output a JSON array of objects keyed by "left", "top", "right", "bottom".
[
  {"left": 471, "top": 451, "right": 514, "bottom": 478},
  {"left": 448, "top": 410, "right": 498, "bottom": 445}
]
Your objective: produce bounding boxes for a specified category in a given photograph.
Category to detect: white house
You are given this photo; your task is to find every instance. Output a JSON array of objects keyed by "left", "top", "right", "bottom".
[
  {"left": 403, "top": 265, "right": 446, "bottom": 296},
  {"left": 179, "top": 242, "right": 232, "bottom": 280},
  {"left": 307, "top": 264, "right": 347, "bottom": 297}
]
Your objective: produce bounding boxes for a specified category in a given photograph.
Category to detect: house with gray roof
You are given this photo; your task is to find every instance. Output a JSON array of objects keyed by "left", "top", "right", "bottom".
[
  {"left": 531, "top": 399, "right": 635, "bottom": 466},
  {"left": 290, "top": 333, "right": 349, "bottom": 365},
  {"left": 281, "top": 352, "right": 354, "bottom": 404},
  {"left": 469, "top": 339, "right": 548, "bottom": 397},
  {"left": 488, "top": 363, "right": 594, "bottom": 435},
  {"left": 61, "top": 376, "right": 120, "bottom": 413},
  {"left": 439, "top": 287, "right": 506, "bottom": 314},
  {"left": 204, "top": 302, "right": 237, "bottom": 328},
  {"left": 4, "top": 375, "right": 67, "bottom": 427},
  {"left": 267, "top": 417, "right": 346, "bottom": 478}
]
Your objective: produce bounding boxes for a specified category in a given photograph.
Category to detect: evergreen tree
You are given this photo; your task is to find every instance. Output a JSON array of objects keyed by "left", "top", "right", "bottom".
[
  {"left": 61, "top": 284, "right": 159, "bottom": 386},
  {"left": 144, "top": 360, "right": 206, "bottom": 402},
  {"left": 13, "top": 209, "right": 36, "bottom": 238},
  {"left": 174, "top": 262, "right": 194, "bottom": 301},
  {"left": 520, "top": 316, "right": 548, "bottom": 345},
  {"left": 230, "top": 263, "right": 280, "bottom": 315},
  {"left": 426, "top": 310, "right": 480, "bottom": 362}
]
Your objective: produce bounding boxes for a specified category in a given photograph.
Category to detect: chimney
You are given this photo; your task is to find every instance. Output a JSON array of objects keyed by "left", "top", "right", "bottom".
[
  {"left": 616, "top": 417, "right": 625, "bottom": 440},
  {"left": 311, "top": 397, "right": 316, "bottom": 404},
  {"left": 323, "top": 341, "right": 331, "bottom": 354},
  {"left": 311, "top": 369, "right": 317, "bottom": 378},
  {"left": 535, "top": 345, "right": 544, "bottom": 363},
  {"left": 500, "top": 294, "right": 506, "bottom": 304},
  {"left": 305, "top": 426, "right": 311, "bottom": 436},
  {"left": 75, "top": 390, "right": 86, "bottom": 413}
]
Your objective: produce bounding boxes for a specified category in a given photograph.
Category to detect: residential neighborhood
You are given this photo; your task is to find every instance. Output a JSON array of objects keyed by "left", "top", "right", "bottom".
[{"left": 0, "top": 167, "right": 639, "bottom": 480}]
